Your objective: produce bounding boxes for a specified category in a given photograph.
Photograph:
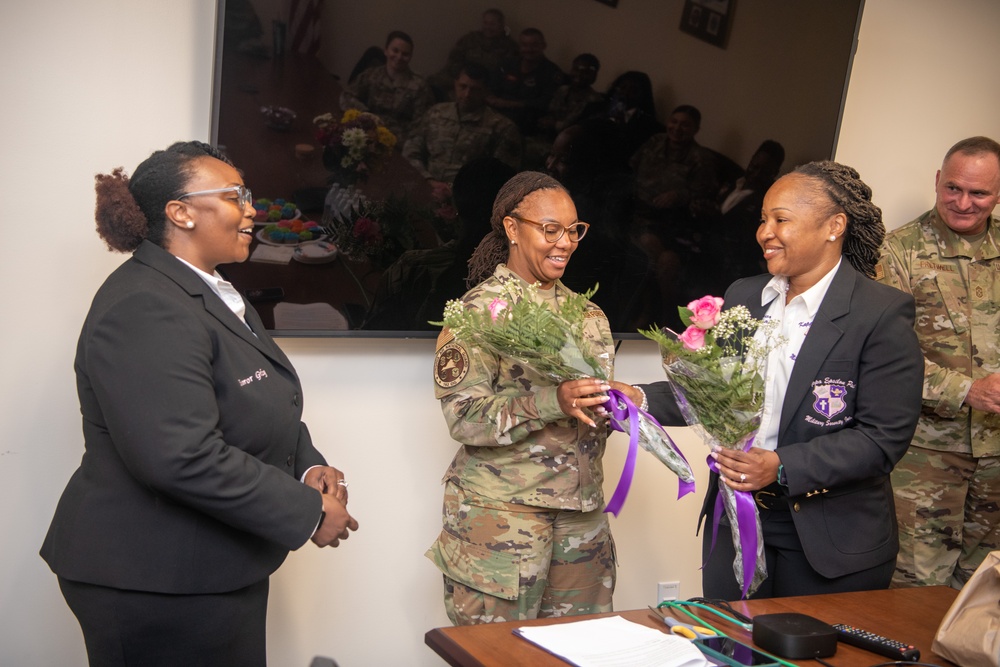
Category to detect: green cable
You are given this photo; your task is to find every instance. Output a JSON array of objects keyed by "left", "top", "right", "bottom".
[{"left": 656, "top": 601, "right": 799, "bottom": 667}]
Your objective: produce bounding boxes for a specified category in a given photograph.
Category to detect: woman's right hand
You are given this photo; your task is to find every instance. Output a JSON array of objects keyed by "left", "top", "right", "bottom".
[
  {"left": 557, "top": 378, "right": 610, "bottom": 427},
  {"left": 311, "top": 494, "right": 359, "bottom": 548}
]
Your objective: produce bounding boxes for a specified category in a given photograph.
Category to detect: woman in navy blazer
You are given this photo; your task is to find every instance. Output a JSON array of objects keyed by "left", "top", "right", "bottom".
[
  {"left": 644, "top": 161, "right": 923, "bottom": 598},
  {"left": 41, "top": 142, "right": 358, "bottom": 665}
]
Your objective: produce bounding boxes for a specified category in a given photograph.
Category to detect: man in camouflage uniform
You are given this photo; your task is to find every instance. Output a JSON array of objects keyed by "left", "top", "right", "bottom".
[
  {"left": 876, "top": 136, "right": 1000, "bottom": 588},
  {"left": 427, "top": 8, "right": 519, "bottom": 99},
  {"left": 403, "top": 64, "right": 521, "bottom": 200},
  {"left": 426, "top": 265, "right": 618, "bottom": 625}
]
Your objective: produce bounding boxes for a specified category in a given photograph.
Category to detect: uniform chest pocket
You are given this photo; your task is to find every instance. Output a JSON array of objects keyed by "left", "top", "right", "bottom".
[{"left": 913, "top": 274, "right": 967, "bottom": 335}]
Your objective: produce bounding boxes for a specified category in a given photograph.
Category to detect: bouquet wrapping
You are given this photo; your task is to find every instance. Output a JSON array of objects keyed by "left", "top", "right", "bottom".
[
  {"left": 436, "top": 279, "right": 695, "bottom": 515},
  {"left": 642, "top": 296, "right": 784, "bottom": 597}
]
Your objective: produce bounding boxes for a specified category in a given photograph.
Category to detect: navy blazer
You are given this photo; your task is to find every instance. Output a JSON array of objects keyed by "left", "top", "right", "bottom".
[
  {"left": 41, "top": 241, "right": 326, "bottom": 594},
  {"left": 645, "top": 262, "right": 923, "bottom": 578}
]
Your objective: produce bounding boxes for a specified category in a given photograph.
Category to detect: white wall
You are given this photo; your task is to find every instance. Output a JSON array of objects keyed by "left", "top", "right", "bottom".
[{"left": 1, "top": 1, "right": 999, "bottom": 666}]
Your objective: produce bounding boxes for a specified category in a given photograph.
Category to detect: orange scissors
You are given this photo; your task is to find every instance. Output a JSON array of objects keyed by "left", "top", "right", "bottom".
[{"left": 649, "top": 606, "right": 717, "bottom": 640}]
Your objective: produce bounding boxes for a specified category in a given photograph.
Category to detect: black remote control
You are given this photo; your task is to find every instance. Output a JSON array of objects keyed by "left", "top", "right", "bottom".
[{"left": 832, "top": 623, "right": 920, "bottom": 661}]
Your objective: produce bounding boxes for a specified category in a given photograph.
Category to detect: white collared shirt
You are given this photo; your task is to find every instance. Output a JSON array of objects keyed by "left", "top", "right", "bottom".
[
  {"left": 755, "top": 259, "right": 842, "bottom": 451},
  {"left": 175, "top": 257, "right": 252, "bottom": 331}
]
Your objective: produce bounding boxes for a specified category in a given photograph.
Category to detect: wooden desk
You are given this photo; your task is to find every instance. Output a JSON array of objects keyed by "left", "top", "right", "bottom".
[{"left": 425, "top": 586, "right": 959, "bottom": 667}]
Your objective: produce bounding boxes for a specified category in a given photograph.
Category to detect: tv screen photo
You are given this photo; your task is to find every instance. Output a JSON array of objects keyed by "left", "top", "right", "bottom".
[{"left": 212, "top": 0, "right": 863, "bottom": 337}]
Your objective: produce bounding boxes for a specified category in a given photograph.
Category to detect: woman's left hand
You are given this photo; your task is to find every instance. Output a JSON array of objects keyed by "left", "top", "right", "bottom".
[
  {"left": 711, "top": 446, "right": 781, "bottom": 492},
  {"left": 557, "top": 378, "right": 610, "bottom": 427},
  {"left": 304, "top": 466, "right": 349, "bottom": 505}
]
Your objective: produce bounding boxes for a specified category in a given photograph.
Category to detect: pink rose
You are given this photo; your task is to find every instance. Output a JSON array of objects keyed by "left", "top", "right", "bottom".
[
  {"left": 488, "top": 297, "right": 508, "bottom": 322},
  {"left": 678, "top": 325, "right": 707, "bottom": 351},
  {"left": 687, "top": 296, "right": 724, "bottom": 329}
]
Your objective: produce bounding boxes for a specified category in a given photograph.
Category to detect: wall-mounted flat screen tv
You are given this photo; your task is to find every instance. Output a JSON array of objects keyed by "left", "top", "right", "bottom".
[{"left": 212, "top": 0, "right": 864, "bottom": 338}]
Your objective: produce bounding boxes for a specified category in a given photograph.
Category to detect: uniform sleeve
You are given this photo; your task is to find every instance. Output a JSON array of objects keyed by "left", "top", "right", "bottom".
[
  {"left": 877, "top": 238, "right": 973, "bottom": 417},
  {"left": 433, "top": 331, "right": 565, "bottom": 447},
  {"left": 339, "top": 73, "right": 369, "bottom": 113},
  {"left": 403, "top": 112, "right": 432, "bottom": 179}
]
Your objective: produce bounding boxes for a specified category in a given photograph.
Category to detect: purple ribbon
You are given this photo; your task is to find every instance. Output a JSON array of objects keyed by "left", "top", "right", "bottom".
[
  {"left": 603, "top": 388, "right": 695, "bottom": 517},
  {"left": 705, "top": 435, "right": 760, "bottom": 598}
]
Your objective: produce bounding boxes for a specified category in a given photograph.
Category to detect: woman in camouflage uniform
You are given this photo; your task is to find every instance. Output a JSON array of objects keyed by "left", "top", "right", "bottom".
[{"left": 427, "top": 172, "right": 645, "bottom": 625}]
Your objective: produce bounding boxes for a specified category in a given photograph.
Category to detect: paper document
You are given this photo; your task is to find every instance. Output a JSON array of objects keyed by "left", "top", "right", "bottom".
[
  {"left": 514, "top": 616, "right": 709, "bottom": 667},
  {"left": 250, "top": 244, "right": 295, "bottom": 264}
]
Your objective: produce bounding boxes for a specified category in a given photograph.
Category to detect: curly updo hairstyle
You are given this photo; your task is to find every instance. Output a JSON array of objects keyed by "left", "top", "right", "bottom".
[
  {"left": 792, "top": 160, "right": 884, "bottom": 278},
  {"left": 465, "top": 171, "right": 568, "bottom": 287},
  {"left": 93, "top": 141, "right": 231, "bottom": 252}
]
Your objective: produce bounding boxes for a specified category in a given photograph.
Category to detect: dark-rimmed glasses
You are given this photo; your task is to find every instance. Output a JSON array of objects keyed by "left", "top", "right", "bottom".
[
  {"left": 511, "top": 215, "right": 590, "bottom": 243},
  {"left": 178, "top": 185, "right": 253, "bottom": 209}
]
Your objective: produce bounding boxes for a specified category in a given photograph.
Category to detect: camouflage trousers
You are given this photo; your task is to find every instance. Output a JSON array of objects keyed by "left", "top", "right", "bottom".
[
  {"left": 425, "top": 481, "right": 616, "bottom": 626},
  {"left": 891, "top": 446, "right": 1000, "bottom": 588}
]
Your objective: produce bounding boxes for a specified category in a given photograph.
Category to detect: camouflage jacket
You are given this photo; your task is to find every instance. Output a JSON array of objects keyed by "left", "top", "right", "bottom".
[
  {"left": 339, "top": 67, "right": 434, "bottom": 142},
  {"left": 403, "top": 102, "right": 522, "bottom": 183},
  {"left": 630, "top": 136, "right": 718, "bottom": 212},
  {"left": 432, "top": 265, "right": 615, "bottom": 511},
  {"left": 876, "top": 209, "right": 1000, "bottom": 456}
]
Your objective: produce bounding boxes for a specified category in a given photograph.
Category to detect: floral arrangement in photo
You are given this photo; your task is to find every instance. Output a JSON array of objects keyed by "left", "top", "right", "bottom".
[
  {"left": 314, "top": 109, "right": 396, "bottom": 184},
  {"left": 323, "top": 194, "right": 417, "bottom": 268},
  {"left": 436, "top": 279, "right": 696, "bottom": 515},
  {"left": 641, "top": 295, "right": 785, "bottom": 597}
]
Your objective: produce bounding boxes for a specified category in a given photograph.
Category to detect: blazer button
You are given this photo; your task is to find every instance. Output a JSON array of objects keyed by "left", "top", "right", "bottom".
[
  {"left": 286, "top": 454, "right": 294, "bottom": 467},
  {"left": 292, "top": 393, "right": 300, "bottom": 406},
  {"left": 793, "top": 502, "right": 801, "bottom": 512}
]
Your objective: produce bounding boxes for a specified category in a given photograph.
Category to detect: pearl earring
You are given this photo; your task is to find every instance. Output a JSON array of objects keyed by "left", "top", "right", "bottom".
[
  {"left": 829, "top": 235, "right": 836, "bottom": 241},
  {"left": 511, "top": 240, "right": 517, "bottom": 245},
  {"left": 186, "top": 221, "right": 195, "bottom": 229}
]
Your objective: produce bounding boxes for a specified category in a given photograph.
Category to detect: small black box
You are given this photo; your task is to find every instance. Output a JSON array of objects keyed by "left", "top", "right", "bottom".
[{"left": 752, "top": 613, "right": 838, "bottom": 659}]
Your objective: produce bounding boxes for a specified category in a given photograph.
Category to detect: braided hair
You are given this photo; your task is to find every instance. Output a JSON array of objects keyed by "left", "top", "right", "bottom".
[
  {"left": 792, "top": 160, "right": 884, "bottom": 278},
  {"left": 94, "top": 141, "right": 231, "bottom": 252},
  {"left": 465, "top": 171, "right": 567, "bottom": 287}
]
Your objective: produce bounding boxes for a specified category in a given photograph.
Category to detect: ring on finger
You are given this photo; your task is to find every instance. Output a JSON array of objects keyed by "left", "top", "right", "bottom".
[
  {"left": 572, "top": 399, "right": 577, "bottom": 408},
  {"left": 739, "top": 473, "right": 747, "bottom": 483},
  {"left": 337, "top": 480, "right": 349, "bottom": 488}
]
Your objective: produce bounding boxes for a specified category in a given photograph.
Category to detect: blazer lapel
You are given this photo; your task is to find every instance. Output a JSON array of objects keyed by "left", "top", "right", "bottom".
[
  {"left": 132, "top": 242, "right": 292, "bottom": 370},
  {"left": 778, "top": 263, "right": 855, "bottom": 437}
]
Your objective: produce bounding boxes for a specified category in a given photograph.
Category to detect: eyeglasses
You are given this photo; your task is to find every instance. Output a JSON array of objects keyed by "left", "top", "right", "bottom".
[
  {"left": 511, "top": 216, "right": 589, "bottom": 243},
  {"left": 178, "top": 185, "right": 253, "bottom": 209}
]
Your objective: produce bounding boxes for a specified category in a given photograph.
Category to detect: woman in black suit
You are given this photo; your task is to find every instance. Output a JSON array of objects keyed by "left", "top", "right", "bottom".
[
  {"left": 645, "top": 161, "right": 923, "bottom": 598},
  {"left": 40, "top": 141, "right": 358, "bottom": 665}
]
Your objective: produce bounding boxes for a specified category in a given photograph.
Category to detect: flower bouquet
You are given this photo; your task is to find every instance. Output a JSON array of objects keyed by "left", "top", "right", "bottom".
[
  {"left": 436, "top": 278, "right": 696, "bottom": 515},
  {"left": 314, "top": 109, "right": 397, "bottom": 185},
  {"left": 323, "top": 193, "right": 417, "bottom": 268},
  {"left": 641, "top": 296, "right": 784, "bottom": 597}
]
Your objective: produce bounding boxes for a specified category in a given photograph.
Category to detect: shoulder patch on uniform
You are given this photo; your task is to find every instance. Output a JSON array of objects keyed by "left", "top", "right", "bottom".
[
  {"left": 434, "top": 339, "right": 470, "bottom": 388},
  {"left": 874, "top": 263, "right": 884, "bottom": 281},
  {"left": 435, "top": 326, "right": 455, "bottom": 351}
]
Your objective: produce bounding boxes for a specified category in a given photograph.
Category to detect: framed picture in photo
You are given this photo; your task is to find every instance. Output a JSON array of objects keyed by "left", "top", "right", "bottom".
[{"left": 680, "top": 0, "right": 732, "bottom": 48}]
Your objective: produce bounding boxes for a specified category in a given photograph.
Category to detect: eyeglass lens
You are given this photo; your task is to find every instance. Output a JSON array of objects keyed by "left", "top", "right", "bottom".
[
  {"left": 542, "top": 223, "right": 588, "bottom": 242},
  {"left": 238, "top": 186, "right": 253, "bottom": 208}
]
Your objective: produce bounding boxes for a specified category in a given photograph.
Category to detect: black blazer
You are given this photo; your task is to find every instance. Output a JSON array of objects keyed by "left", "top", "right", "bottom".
[
  {"left": 41, "top": 241, "right": 326, "bottom": 594},
  {"left": 645, "top": 262, "right": 923, "bottom": 578}
]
